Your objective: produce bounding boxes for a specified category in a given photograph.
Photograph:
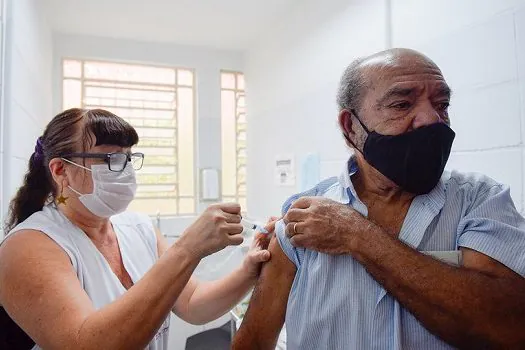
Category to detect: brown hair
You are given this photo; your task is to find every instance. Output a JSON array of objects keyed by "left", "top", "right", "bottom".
[{"left": 4, "top": 108, "right": 139, "bottom": 232}]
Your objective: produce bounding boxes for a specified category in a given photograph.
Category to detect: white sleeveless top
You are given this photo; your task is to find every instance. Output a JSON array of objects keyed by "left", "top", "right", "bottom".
[{"left": 7, "top": 205, "right": 170, "bottom": 350}]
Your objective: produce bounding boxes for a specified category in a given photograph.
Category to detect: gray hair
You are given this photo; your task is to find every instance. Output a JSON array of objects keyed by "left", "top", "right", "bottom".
[
  {"left": 336, "top": 57, "right": 366, "bottom": 112},
  {"left": 337, "top": 49, "right": 442, "bottom": 113}
]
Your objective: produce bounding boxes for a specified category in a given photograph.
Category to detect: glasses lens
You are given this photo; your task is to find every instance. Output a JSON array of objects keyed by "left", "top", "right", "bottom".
[
  {"left": 109, "top": 153, "right": 128, "bottom": 172},
  {"left": 130, "top": 153, "right": 144, "bottom": 170}
]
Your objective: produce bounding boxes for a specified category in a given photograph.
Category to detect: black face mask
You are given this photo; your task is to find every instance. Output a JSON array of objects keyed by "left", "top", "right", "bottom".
[{"left": 345, "top": 110, "right": 456, "bottom": 195}]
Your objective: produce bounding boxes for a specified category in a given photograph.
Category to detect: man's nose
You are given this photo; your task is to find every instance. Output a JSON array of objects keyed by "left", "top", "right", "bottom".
[{"left": 411, "top": 103, "right": 442, "bottom": 129}]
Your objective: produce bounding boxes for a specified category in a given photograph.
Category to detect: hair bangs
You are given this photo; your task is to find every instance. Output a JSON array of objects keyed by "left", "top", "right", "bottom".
[{"left": 82, "top": 109, "right": 139, "bottom": 150}]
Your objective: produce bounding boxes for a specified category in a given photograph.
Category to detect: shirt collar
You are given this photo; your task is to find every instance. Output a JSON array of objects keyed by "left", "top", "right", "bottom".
[
  {"left": 334, "top": 157, "right": 358, "bottom": 205},
  {"left": 336, "top": 156, "right": 448, "bottom": 212}
]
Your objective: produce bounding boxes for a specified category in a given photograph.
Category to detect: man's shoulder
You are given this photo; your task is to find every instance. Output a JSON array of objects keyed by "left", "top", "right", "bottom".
[
  {"left": 442, "top": 170, "right": 511, "bottom": 213},
  {"left": 444, "top": 169, "right": 505, "bottom": 194},
  {"left": 281, "top": 177, "right": 340, "bottom": 215}
]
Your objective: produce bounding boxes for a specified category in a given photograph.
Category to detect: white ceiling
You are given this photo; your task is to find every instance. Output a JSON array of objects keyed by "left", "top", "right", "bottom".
[{"left": 41, "top": 0, "right": 300, "bottom": 51}]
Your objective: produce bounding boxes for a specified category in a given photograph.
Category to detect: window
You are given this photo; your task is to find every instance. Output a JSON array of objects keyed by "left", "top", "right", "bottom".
[
  {"left": 220, "top": 71, "right": 246, "bottom": 210},
  {"left": 62, "top": 59, "right": 195, "bottom": 215}
]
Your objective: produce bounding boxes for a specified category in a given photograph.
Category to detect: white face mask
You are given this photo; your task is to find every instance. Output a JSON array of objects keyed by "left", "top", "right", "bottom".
[{"left": 64, "top": 160, "right": 137, "bottom": 218}]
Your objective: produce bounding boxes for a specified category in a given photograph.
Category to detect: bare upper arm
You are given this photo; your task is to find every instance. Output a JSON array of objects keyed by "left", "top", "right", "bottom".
[
  {"left": 460, "top": 247, "right": 525, "bottom": 281},
  {"left": 232, "top": 235, "right": 297, "bottom": 350},
  {"left": 0, "top": 230, "right": 95, "bottom": 349},
  {"left": 154, "top": 227, "right": 199, "bottom": 318}
]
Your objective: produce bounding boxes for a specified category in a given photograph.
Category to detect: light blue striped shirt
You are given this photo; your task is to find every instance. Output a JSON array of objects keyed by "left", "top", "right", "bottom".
[{"left": 276, "top": 157, "right": 525, "bottom": 350}]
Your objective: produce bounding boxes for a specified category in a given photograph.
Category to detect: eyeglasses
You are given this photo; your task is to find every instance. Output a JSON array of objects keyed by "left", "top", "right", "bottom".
[{"left": 61, "top": 152, "right": 145, "bottom": 172}]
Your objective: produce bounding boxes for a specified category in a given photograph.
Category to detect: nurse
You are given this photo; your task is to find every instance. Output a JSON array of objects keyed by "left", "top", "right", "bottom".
[{"left": 0, "top": 108, "right": 270, "bottom": 349}]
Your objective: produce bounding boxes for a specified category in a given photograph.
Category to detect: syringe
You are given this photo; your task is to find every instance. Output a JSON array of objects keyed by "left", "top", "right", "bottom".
[{"left": 241, "top": 218, "right": 269, "bottom": 234}]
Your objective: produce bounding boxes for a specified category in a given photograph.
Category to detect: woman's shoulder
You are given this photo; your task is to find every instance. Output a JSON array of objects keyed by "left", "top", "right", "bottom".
[
  {"left": 3, "top": 206, "right": 80, "bottom": 269},
  {"left": 7, "top": 205, "right": 66, "bottom": 236},
  {"left": 0, "top": 227, "right": 78, "bottom": 287}
]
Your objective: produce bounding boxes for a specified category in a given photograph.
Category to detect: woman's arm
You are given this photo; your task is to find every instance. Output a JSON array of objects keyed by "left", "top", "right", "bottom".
[
  {"left": 173, "top": 266, "right": 258, "bottom": 325},
  {"left": 0, "top": 230, "right": 198, "bottom": 350},
  {"left": 0, "top": 203, "right": 244, "bottom": 350},
  {"left": 157, "top": 219, "right": 275, "bottom": 325}
]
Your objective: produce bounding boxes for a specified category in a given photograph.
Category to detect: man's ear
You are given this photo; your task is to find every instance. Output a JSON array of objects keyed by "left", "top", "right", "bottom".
[
  {"left": 338, "top": 109, "right": 358, "bottom": 146},
  {"left": 338, "top": 109, "right": 354, "bottom": 136}
]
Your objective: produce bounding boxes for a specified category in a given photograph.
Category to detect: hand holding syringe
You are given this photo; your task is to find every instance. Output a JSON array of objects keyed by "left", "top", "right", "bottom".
[
  {"left": 199, "top": 216, "right": 277, "bottom": 275},
  {"left": 241, "top": 218, "right": 269, "bottom": 234}
]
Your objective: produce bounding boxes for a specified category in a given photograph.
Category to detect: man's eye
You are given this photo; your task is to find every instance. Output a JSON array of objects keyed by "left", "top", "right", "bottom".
[
  {"left": 391, "top": 102, "right": 411, "bottom": 109},
  {"left": 438, "top": 102, "right": 450, "bottom": 111}
]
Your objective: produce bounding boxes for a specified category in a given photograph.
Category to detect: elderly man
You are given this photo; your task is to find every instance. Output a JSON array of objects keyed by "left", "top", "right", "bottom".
[{"left": 232, "top": 48, "right": 525, "bottom": 349}]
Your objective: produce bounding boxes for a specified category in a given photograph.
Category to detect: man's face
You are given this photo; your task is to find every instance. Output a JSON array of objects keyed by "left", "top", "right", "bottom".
[{"left": 357, "top": 55, "right": 451, "bottom": 137}]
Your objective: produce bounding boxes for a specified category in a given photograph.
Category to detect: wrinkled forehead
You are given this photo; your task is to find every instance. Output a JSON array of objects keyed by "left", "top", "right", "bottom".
[{"left": 360, "top": 54, "right": 450, "bottom": 101}]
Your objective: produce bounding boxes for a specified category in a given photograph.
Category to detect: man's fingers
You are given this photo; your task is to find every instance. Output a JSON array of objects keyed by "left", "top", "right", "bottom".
[
  {"left": 290, "top": 235, "right": 307, "bottom": 248},
  {"left": 290, "top": 197, "right": 313, "bottom": 210},
  {"left": 283, "top": 208, "right": 308, "bottom": 224},
  {"left": 285, "top": 222, "right": 304, "bottom": 238}
]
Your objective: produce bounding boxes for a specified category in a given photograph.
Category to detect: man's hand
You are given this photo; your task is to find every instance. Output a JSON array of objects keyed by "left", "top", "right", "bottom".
[{"left": 283, "top": 197, "right": 374, "bottom": 254}]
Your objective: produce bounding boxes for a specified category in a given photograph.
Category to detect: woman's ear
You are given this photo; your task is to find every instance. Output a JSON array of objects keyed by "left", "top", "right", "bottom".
[{"left": 49, "top": 158, "right": 67, "bottom": 186}]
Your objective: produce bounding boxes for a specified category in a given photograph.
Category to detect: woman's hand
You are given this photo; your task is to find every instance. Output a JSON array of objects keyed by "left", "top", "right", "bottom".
[
  {"left": 178, "top": 203, "right": 244, "bottom": 259},
  {"left": 242, "top": 216, "right": 280, "bottom": 278}
]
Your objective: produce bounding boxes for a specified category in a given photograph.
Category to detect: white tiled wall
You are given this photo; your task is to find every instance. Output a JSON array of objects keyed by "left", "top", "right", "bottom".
[
  {"left": 1, "top": 0, "right": 53, "bottom": 234},
  {"left": 245, "top": 0, "right": 388, "bottom": 218},
  {"left": 246, "top": 0, "right": 525, "bottom": 217},
  {"left": 449, "top": 81, "right": 521, "bottom": 151},
  {"left": 392, "top": 0, "right": 525, "bottom": 213}
]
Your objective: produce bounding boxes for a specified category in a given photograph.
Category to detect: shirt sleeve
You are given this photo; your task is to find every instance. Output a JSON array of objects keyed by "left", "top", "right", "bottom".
[
  {"left": 275, "top": 219, "right": 304, "bottom": 267},
  {"left": 275, "top": 189, "right": 316, "bottom": 268},
  {"left": 275, "top": 177, "right": 340, "bottom": 268},
  {"left": 457, "top": 183, "right": 525, "bottom": 276}
]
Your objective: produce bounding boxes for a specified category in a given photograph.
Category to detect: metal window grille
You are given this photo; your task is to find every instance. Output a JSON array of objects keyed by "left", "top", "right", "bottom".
[
  {"left": 62, "top": 59, "right": 196, "bottom": 215},
  {"left": 221, "top": 71, "right": 246, "bottom": 210}
]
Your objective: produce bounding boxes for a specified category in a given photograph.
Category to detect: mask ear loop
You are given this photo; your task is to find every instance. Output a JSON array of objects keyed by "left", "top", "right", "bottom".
[
  {"left": 350, "top": 109, "right": 370, "bottom": 133},
  {"left": 60, "top": 158, "right": 90, "bottom": 198},
  {"left": 343, "top": 109, "right": 370, "bottom": 154},
  {"left": 61, "top": 157, "right": 92, "bottom": 172}
]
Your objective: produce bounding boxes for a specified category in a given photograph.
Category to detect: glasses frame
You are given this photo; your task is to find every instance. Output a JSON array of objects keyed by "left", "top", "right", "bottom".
[{"left": 60, "top": 152, "right": 145, "bottom": 172}]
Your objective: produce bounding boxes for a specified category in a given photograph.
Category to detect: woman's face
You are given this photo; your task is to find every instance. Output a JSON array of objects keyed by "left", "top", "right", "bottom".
[{"left": 60, "top": 144, "right": 131, "bottom": 216}]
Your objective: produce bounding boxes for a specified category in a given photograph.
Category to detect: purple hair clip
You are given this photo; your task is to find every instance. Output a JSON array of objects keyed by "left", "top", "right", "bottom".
[{"left": 33, "top": 136, "right": 45, "bottom": 164}]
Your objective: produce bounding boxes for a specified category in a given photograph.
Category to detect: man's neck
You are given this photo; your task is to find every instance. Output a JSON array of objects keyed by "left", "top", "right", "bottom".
[{"left": 351, "top": 155, "right": 415, "bottom": 207}]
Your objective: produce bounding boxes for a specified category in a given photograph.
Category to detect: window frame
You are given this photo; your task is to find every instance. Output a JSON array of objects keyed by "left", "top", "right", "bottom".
[
  {"left": 220, "top": 70, "right": 246, "bottom": 209},
  {"left": 60, "top": 57, "right": 198, "bottom": 216}
]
